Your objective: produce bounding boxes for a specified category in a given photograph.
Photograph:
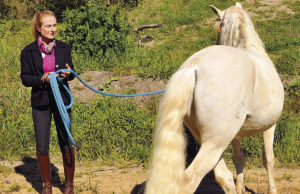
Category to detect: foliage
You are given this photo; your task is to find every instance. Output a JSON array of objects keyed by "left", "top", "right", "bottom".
[
  {"left": 0, "top": 0, "right": 299, "bottom": 168},
  {"left": 0, "top": 0, "right": 9, "bottom": 19},
  {"left": 108, "top": 0, "right": 140, "bottom": 8},
  {"left": 39, "top": 0, "right": 87, "bottom": 22},
  {"left": 0, "top": 20, "right": 28, "bottom": 39},
  {"left": 0, "top": 0, "right": 86, "bottom": 20},
  {"left": 0, "top": 0, "right": 142, "bottom": 21},
  {"left": 63, "top": 1, "right": 133, "bottom": 65},
  {"left": 0, "top": 0, "right": 39, "bottom": 19}
]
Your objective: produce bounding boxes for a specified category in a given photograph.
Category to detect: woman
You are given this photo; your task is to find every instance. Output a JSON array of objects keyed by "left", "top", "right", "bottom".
[{"left": 20, "top": 11, "right": 75, "bottom": 194}]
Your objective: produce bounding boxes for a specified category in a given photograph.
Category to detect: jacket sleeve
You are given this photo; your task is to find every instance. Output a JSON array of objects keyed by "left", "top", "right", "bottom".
[
  {"left": 65, "top": 45, "right": 75, "bottom": 81},
  {"left": 20, "top": 49, "right": 44, "bottom": 89}
]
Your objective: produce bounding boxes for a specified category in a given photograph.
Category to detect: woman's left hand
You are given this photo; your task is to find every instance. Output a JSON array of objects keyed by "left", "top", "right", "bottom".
[
  {"left": 41, "top": 72, "right": 58, "bottom": 83},
  {"left": 61, "top": 63, "right": 71, "bottom": 80}
]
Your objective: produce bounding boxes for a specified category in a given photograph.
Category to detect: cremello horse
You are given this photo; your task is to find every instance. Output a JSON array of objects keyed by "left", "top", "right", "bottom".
[{"left": 145, "top": 3, "right": 284, "bottom": 194}]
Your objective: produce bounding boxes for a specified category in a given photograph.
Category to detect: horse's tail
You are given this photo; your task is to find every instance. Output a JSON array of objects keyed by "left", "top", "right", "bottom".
[{"left": 145, "top": 67, "right": 197, "bottom": 194}]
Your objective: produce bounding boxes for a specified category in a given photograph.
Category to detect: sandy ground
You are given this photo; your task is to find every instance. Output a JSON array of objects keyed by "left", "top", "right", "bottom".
[{"left": 0, "top": 158, "right": 299, "bottom": 194}]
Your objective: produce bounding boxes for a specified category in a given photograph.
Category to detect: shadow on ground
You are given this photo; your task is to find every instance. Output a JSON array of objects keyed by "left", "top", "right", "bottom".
[
  {"left": 14, "top": 156, "right": 64, "bottom": 193},
  {"left": 130, "top": 171, "right": 224, "bottom": 194},
  {"left": 131, "top": 126, "right": 256, "bottom": 194}
]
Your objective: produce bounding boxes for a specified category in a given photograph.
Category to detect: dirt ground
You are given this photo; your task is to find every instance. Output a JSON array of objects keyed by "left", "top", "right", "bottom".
[
  {"left": 68, "top": 71, "right": 166, "bottom": 107},
  {"left": 0, "top": 158, "right": 299, "bottom": 194}
]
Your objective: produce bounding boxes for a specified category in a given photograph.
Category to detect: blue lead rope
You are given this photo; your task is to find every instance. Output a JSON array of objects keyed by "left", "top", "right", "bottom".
[{"left": 49, "top": 69, "right": 165, "bottom": 146}]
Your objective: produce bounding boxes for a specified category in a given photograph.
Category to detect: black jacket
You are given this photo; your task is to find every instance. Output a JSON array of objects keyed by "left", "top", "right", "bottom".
[{"left": 20, "top": 39, "right": 75, "bottom": 108}]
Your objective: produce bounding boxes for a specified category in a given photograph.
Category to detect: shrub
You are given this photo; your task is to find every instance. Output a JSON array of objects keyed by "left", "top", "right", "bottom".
[
  {"left": 0, "top": 0, "right": 87, "bottom": 20},
  {"left": 108, "top": 0, "right": 140, "bottom": 8},
  {"left": 39, "top": 0, "right": 87, "bottom": 22},
  {"left": 63, "top": 1, "right": 132, "bottom": 63}
]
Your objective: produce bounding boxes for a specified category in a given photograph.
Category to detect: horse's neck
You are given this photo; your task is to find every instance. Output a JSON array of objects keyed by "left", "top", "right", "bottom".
[
  {"left": 219, "top": 13, "right": 272, "bottom": 62},
  {"left": 238, "top": 22, "right": 272, "bottom": 62},
  {"left": 239, "top": 38, "right": 271, "bottom": 61}
]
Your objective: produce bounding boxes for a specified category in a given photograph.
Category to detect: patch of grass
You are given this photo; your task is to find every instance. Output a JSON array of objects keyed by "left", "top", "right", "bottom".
[
  {"left": 8, "top": 183, "right": 21, "bottom": 192},
  {"left": 0, "top": 164, "right": 12, "bottom": 177},
  {"left": 26, "top": 187, "right": 35, "bottom": 192},
  {"left": 282, "top": 173, "right": 293, "bottom": 181},
  {"left": 75, "top": 177, "right": 98, "bottom": 193},
  {"left": 276, "top": 173, "right": 293, "bottom": 182},
  {"left": 72, "top": 97, "right": 155, "bottom": 163},
  {"left": 244, "top": 175, "right": 258, "bottom": 184},
  {"left": 74, "top": 83, "right": 85, "bottom": 91},
  {"left": 122, "top": 88, "right": 137, "bottom": 94},
  {"left": 274, "top": 113, "right": 300, "bottom": 167},
  {"left": 84, "top": 75, "right": 92, "bottom": 82},
  {"left": 121, "top": 168, "right": 129, "bottom": 174}
]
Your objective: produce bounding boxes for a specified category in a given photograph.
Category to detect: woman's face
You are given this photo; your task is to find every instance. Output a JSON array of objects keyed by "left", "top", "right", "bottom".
[{"left": 38, "top": 16, "right": 57, "bottom": 43}]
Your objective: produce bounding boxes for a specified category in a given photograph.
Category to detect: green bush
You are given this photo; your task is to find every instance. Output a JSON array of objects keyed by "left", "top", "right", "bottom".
[
  {"left": 0, "top": 0, "right": 87, "bottom": 20},
  {"left": 39, "top": 0, "right": 87, "bottom": 22},
  {"left": 0, "top": 0, "right": 38, "bottom": 19},
  {"left": 0, "top": 0, "right": 10, "bottom": 19},
  {"left": 0, "top": 20, "right": 28, "bottom": 38},
  {"left": 63, "top": 1, "right": 132, "bottom": 63}
]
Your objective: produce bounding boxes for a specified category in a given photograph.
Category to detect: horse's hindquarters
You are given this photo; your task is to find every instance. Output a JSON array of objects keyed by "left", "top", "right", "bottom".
[
  {"left": 238, "top": 53, "right": 284, "bottom": 138},
  {"left": 184, "top": 47, "right": 256, "bottom": 144}
]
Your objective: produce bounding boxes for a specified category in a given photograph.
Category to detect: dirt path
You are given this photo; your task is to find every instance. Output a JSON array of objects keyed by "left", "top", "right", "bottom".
[
  {"left": 0, "top": 158, "right": 299, "bottom": 194},
  {"left": 68, "top": 71, "right": 165, "bottom": 107}
]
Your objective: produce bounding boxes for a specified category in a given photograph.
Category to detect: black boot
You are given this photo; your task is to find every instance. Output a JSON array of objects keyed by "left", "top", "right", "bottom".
[{"left": 36, "top": 153, "right": 52, "bottom": 194}]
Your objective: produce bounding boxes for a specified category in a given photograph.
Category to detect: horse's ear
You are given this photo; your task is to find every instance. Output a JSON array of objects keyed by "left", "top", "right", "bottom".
[
  {"left": 235, "top": 2, "right": 243, "bottom": 8},
  {"left": 209, "top": 5, "right": 225, "bottom": 19}
]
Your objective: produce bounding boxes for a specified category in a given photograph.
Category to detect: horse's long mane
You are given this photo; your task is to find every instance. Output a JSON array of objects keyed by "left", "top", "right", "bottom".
[{"left": 217, "top": 6, "right": 269, "bottom": 59}]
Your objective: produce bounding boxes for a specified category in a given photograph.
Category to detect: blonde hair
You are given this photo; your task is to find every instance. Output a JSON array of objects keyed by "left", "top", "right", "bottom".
[{"left": 32, "top": 10, "right": 56, "bottom": 40}]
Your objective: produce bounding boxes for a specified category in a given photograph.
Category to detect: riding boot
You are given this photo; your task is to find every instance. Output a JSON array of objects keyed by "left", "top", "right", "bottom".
[
  {"left": 62, "top": 148, "right": 75, "bottom": 194},
  {"left": 36, "top": 153, "right": 52, "bottom": 194}
]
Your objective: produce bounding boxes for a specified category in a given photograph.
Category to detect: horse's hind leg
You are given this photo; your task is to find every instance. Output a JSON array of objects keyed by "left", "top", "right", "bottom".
[
  {"left": 263, "top": 125, "right": 277, "bottom": 194},
  {"left": 180, "top": 141, "right": 229, "bottom": 194},
  {"left": 232, "top": 138, "right": 246, "bottom": 194},
  {"left": 214, "top": 158, "right": 236, "bottom": 194}
]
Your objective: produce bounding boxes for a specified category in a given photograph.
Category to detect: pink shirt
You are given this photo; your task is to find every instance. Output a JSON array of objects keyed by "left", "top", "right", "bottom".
[{"left": 38, "top": 39, "right": 56, "bottom": 73}]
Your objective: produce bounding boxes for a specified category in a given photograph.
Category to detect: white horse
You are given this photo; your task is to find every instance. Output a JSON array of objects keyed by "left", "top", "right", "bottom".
[{"left": 145, "top": 3, "right": 284, "bottom": 194}]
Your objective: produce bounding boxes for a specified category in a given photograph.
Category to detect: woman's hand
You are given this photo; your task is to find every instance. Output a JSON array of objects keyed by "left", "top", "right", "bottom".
[
  {"left": 41, "top": 72, "right": 50, "bottom": 83},
  {"left": 41, "top": 64, "right": 71, "bottom": 84},
  {"left": 41, "top": 72, "right": 58, "bottom": 83},
  {"left": 61, "top": 63, "right": 71, "bottom": 80}
]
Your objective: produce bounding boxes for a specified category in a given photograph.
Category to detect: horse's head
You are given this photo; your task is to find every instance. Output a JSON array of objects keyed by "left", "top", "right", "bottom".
[
  {"left": 209, "top": 2, "right": 269, "bottom": 59},
  {"left": 209, "top": 2, "right": 247, "bottom": 47}
]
